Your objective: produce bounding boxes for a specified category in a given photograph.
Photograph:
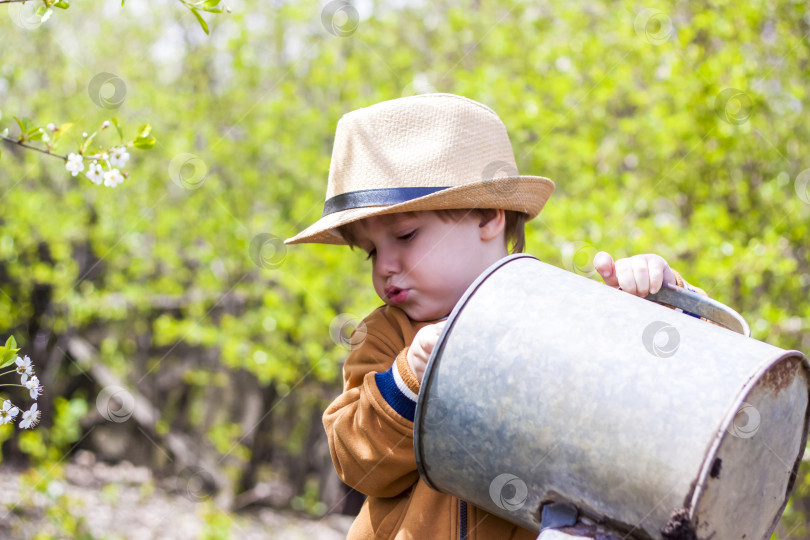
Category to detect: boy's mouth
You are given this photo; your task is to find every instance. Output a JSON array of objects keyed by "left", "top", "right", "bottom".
[{"left": 384, "top": 286, "right": 409, "bottom": 305}]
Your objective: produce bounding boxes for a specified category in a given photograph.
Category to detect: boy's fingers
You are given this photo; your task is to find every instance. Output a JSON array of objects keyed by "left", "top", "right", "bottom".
[
  {"left": 648, "top": 257, "right": 665, "bottom": 294},
  {"left": 423, "top": 337, "right": 436, "bottom": 355},
  {"left": 631, "top": 256, "right": 651, "bottom": 297},
  {"left": 416, "top": 321, "right": 446, "bottom": 354},
  {"left": 594, "top": 251, "right": 620, "bottom": 288},
  {"left": 662, "top": 266, "right": 677, "bottom": 288},
  {"left": 615, "top": 259, "right": 638, "bottom": 295}
]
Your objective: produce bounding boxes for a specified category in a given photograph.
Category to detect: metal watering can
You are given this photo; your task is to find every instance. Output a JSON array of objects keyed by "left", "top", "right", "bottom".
[{"left": 414, "top": 254, "right": 810, "bottom": 540}]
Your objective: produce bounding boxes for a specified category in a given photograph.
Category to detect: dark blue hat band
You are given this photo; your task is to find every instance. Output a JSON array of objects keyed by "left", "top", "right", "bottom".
[{"left": 322, "top": 186, "right": 451, "bottom": 217}]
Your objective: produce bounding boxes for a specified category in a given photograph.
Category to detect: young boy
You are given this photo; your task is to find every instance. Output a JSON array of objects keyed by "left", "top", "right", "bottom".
[{"left": 285, "top": 94, "right": 704, "bottom": 539}]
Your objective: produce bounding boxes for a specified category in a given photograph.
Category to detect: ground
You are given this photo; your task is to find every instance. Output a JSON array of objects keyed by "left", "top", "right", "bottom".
[{"left": 0, "top": 451, "right": 353, "bottom": 540}]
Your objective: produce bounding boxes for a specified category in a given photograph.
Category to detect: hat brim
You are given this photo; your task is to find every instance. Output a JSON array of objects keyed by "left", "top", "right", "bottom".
[{"left": 284, "top": 176, "right": 554, "bottom": 245}]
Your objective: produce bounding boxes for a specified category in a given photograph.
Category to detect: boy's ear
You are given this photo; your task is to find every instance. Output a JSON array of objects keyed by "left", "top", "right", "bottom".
[{"left": 478, "top": 209, "right": 506, "bottom": 241}]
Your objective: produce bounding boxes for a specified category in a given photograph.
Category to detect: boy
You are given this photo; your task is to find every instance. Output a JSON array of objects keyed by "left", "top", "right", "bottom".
[{"left": 285, "top": 94, "right": 703, "bottom": 539}]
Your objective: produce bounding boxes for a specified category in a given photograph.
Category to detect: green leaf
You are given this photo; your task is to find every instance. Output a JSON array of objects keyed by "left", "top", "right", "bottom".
[
  {"left": 54, "top": 0, "right": 70, "bottom": 8},
  {"left": 50, "top": 122, "right": 71, "bottom": 147},
  {"left": 79, "top": 131, "right": 98, "bottom": 154},
  {"left": 0, "top": 350, "right": 17, "bottom": 369},
  {"left": 190, "top": 8, "right": 209, "bottom": 34},
  {"left": 51, "top": 122, "right": 73, "bottom": 144},
  {"left": 0, "top": 337, "right": 20, "bottom": 369},
  {"left": 133, "top": 135, "right": 156, "bottom": 149},
  {"left": 27, "top": 126, "right": 48, "bottom": 142},
  {"left": 135, "top": 124, "right": 152, "bottom": 138},
  {"left": 111, "top": 118, "right": 124, "bottom": 142},
  {"left": 14, "top": 116, "right": 31, "bottom": 137}
]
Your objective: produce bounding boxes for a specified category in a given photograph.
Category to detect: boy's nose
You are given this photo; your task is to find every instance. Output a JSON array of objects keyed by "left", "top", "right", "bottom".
[{"left": 376, "top": 250, "right": 401, "bottom": 276}]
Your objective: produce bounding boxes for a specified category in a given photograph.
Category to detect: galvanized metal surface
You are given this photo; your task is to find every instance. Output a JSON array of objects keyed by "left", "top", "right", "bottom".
[{"left": 414, "top": 254, "right": 810, "bottom": 540}]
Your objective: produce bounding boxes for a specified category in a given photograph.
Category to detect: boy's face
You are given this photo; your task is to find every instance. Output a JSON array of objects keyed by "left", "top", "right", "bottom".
[{"left": 347, "top": 211, "right": 500, "bottom": 322}]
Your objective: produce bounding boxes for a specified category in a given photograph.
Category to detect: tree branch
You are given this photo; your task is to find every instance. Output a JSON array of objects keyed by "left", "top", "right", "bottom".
[{"left": 1, "top": 134, "right": 67, "bottom": 160}]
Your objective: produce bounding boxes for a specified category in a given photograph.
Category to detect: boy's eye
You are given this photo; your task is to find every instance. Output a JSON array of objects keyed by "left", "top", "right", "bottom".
[{"left": 398, "top": 230, "right": 416, "bottom": 241}]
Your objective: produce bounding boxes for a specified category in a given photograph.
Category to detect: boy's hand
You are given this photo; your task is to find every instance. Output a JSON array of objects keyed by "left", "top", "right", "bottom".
[
  {"left": 407, "top": 321, "right": 447, "bottom": 383},
  {"left": 593, "top": 251, "right": 677, "bottom": 298}
]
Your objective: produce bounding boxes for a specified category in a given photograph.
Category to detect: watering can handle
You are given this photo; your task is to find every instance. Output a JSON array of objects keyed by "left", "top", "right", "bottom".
[{"left": 645, "top": 282, "right": 751, "bottom": 337}]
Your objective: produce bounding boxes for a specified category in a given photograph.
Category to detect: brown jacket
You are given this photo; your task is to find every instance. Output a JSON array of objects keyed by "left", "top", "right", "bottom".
[{"left": 323, "top": 272, "right": 704, "bottom": 540}]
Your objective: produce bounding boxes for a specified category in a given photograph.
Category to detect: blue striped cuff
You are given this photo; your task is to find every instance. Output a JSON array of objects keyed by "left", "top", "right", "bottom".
[{"left": 375, "top": 366, "right": 417, "bottom": 421}]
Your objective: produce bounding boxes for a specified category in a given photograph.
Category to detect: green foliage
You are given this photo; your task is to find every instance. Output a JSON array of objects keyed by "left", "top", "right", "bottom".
[
  {"left": 291, "top": 475, "right": 329, "bottom": 517},
  {"left": 0, "top": 0, "right": 808, "bottom": 533},
  {"left": 11, "top": 0, "right": 225, "bottom": 35},
  {"left": 200, "top": 502, "right": 234, "bottom": 540},
  {"left": 16, "top": 397, "right": 86, "bottom": 463},
  {"left": 0, "top": 335, "right": 19, "bottom": 368}
]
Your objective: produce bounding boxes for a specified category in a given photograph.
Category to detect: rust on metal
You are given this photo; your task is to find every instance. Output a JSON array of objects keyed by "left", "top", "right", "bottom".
[
  {"left": 660, "top": 509, "right": 698, "bottom": 540},
  {"left": 761, "top": 358, "right": 799, "bottom": 393}
]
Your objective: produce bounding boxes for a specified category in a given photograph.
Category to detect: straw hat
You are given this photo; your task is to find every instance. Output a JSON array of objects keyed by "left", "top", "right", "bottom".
[{"left": 285, "top": 93, "right": 554, "bottom": 245}]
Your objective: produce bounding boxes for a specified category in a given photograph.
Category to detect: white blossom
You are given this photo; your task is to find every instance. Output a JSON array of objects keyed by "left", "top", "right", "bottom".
[
  {"left": 0, "top": 400, "right": 19, "bottom": 425},
  {"left": 47, "top": 123, "right": 56, "bottom": 131},
  {"left": 101, "top": 120, "right": 111, "bottom": 129},
  {"left": 19, "top": 403, "right": 40, "bottom": 429},
  {"left": 15, "top": 355, "right": 34, "bottom": 384},
  {"left": 25, "top": 375, "right": 43, "bottom": 400},
  {"left": 65, "top": 153, "right": 84, "bottom": 177},
  {"left": 110, "top": 146, "right": 130, "bottom": 168},
  {"left": 103, "top": 168, "right": 125, "bottom": 188},
  {"left": 86, "top": 161, "right": 104, "bottom": 185}
]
